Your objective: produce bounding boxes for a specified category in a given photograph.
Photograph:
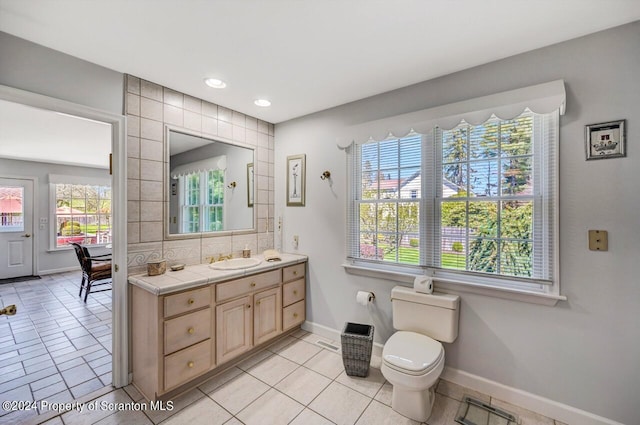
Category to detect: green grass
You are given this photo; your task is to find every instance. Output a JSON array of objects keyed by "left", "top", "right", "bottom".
[{"left": 379, "top": 245, "right": 466, "bottom": 270}]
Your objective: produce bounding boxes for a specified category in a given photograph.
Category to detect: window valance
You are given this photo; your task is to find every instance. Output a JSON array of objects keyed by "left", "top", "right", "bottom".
[
  {"left": 170, "top": 155, "right": 227, "bottom": 178},
  {"left": 337, "top": 80, "right": 566, "bottom": 146}
]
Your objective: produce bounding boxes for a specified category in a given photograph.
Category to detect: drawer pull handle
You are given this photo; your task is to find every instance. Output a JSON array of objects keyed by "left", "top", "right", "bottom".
[
  {"left": 187, "top": 298, "right": 195, "bottom": 305},
  {"left": 293, "top": 313, "right": 298, "bottom": 318},
  {"left": 250, "top": 282, "right": 256, "bottom": 287},
  {"left": 187, "top": 361, "right": 194, "bottom": 368},
  {"left": 188, "top": 327, "right": 195, "bottom": 334}
]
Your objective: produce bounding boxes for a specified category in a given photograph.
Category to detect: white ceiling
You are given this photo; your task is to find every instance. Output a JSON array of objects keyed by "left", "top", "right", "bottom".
[
  {"left": 1, "top": 1, "right": 640, "bottom": 124},
  {"left": 0, "top": 99, "right": 111, "bottom": 168}
]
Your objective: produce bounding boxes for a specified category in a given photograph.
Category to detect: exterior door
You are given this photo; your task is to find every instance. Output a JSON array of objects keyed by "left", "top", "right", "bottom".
[{"left": 0, "top": 177, "right": 34, "bottom": 279}]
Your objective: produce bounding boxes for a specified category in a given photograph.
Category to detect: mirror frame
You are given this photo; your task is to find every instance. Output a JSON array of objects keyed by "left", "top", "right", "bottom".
[{"left": 164, "top": 125, "right": 256, "bottom": 240}]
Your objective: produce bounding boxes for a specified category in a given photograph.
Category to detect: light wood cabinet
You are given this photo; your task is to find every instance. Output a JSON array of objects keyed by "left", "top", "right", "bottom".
[
  {"left": 131, "top": 260, "right": 306, "bottom": 401},
  {"left": 216, "top": 296, "right": 252, "bottom": 364},
  {"left": 254, "top": 286, "right": 282, "bottom": 345}
]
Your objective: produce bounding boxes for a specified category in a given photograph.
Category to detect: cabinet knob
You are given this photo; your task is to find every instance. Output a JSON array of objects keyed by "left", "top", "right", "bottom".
[
  {"left": 293, "top": 271, "right": 298, "bottom": 275},
  {"left": 256, "top": 300, "right": 261, "bottom": 306},
  {"left": 188, "top": 327, "right": 195, "bottom": 334},
  {"left": 250, "top": 282, "right": 256, "bottom": 287},
  {"left": 246, "top": 304, "right": 251, "bottom": 309},
  {"left": 293, "top": 313, "right": 298, "bottom": 318},
  {"left": 187, "top": 361, "right": 194, "bottom": 368},
  {"left": 293, "top": 290, "right": 298, "bottom": 295},
  {"left": 188, "top": 298, "right": 195, "bottom": 305}
]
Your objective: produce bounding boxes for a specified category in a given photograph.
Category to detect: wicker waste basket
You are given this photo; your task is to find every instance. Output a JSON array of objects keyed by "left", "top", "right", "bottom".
[{"left": 341, "top": 322, "right": 374, "bottom": 377}]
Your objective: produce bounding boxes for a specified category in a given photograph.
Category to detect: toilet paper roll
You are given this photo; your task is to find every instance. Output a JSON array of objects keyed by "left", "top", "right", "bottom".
[
  {"left": 356, "top": 291, "right": 375, "bottom": 306},
  {"left": 414, "top": 275, "right": 434, "bottom": 294}
]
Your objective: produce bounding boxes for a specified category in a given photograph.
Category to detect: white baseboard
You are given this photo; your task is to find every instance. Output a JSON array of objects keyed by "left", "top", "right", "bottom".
[
  {"left": 303, "top": 320, "right": 622, "bottom": 425},
  {"left": 39, "top": 266, "right": 80, "bottom": 275}
]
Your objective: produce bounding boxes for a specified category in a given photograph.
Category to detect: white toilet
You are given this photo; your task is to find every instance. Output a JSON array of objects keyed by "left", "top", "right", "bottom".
[{"left": 380, "top": 286, "right": 460, "bottom": 422}]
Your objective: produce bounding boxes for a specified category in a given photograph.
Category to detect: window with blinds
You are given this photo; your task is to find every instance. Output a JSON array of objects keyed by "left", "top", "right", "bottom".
[{"left": 347, "top": 109, "right": 558, "bottom": 290}]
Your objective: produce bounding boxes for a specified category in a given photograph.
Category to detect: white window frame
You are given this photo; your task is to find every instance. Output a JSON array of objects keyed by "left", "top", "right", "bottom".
[
  {"left": 342, "top": 82, "right": 566, "bottom": 306},
  {"left": 48, "top": 174, "right": 112, "bottom": 251}
]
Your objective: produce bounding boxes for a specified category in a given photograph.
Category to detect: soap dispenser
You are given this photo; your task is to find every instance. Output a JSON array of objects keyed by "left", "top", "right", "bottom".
[{"left": 242, "top": 245, "right": 251, "bottom": 258}]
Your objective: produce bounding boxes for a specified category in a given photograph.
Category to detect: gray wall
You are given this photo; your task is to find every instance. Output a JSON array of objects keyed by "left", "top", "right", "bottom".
[
  {"left": 275, "top": 22, "right": 640, "bottom": 424},
  {"left": 0, "top": 31, "right": 123, "bottom": 114},
  {"left": 0, "top": 158, "right": 111, "bottom": 273}
]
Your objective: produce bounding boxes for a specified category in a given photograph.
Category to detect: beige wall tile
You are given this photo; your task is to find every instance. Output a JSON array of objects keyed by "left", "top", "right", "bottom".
[
  {"left": 140, "top": 180, "right": 163, "bottom": 201},
  {"left": 127, "top": 179, "right": 140, "bottom": 201},
  {"left": 127, "top": 115, "right": 140, "bottom": 137},
  {"left": 140, "top": 118, "right": 163, "bottom": 141},
  {"left": 127, "top": 158, "right": 140, "bottom": 179},
  {"left": 126, "top": 93, "right": 140, "bottom": 116},
  {"left": 218, "top": 106, "right": 232, "bottom": 123},
  {"left": 257, "top": 120, "right": 269, "bottom": 134},
  {"left": 184, "top": 110, "right": 202, "bottom": 132},
  {"left": 127, "top": 222, "right": 140, "bottom": 244},
  {"left": 218, "top": 120, "right": 233, "bottom": 140},
  {"left": 201, "top": 236, "right": 232, "bottom": 261},
  {"left": 245, "top": 129, "right": 258, "bottom": 146},
  {"left": 126, "top": 75, "right": 140, "bottom": 94},
  {"left": 163, "top": 104, "right": 183, "bottom": 126},
  {"left": 164, "top": 238, "right": 202, "bottom": 265},
  {"left": 140, "top": 139, "right": 163, "bottom": 162},
  {"left": 140, "top": 97, "right": 163, "bottom": 121},
  {"left": 202, "top": 101, "right": 218, "bottom": 118},
  {"left": 245, "top": 116, "right": 258, "bottom": 131},
  {"left": 127, "top": 136, "right": 140, "bottom": 159},
  {"left": 232, "top": 125, "right": 246, "bottom": 142},
  {"left": 232, "top": 111, "right": 246, "bottom": 127},
  {"left": 140, "top": 80, "right": 163, "bottom": 101},
  {"left": 202, "top": 116, "right": 218, "bottom": 136},
  {"left": 257, "top": 132, "right": 269, "bottom": 148},
  {"left": 140, "top": 221, "right": 163, "bottom": 242},
  {"left": 139, "top": 159, "right": 163, "bottom": 181},
  {"left": 231, "top": 234, "right": 257, "bottom": 256},
  {"left": 127, "top": 201, "right": 140, "bottom": 222},
  {"left": 163, "top": 88, "right": 184, "bottom": 108},
  {"left": 183, "top": 95, "right": 202, "bottom": 113},
  {"left": 140, "top": 201, "right": 163, "bottom": 222}
]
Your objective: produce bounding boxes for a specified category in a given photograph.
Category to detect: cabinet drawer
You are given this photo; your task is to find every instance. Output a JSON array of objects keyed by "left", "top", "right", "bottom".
[
  {"left": 164, "top": 287, "right": 210, "bottom": 318},
  {"left": 164, "top": 308, "right": 211, "bottom": 355},
  {"left": 282, "top": 278, "right": 305, "bottom": 307},
  {"left": 283, "top": 300, "right": 305, "bottom": 331},
  {"left": 283, "top": 263, "right": 305, "bottom": 283},
  {"left": 164, "top": 339, "right": 211, "bottom": 391},
  {"left": 216, "top": 269, "right": 281, "bottom": 302}
]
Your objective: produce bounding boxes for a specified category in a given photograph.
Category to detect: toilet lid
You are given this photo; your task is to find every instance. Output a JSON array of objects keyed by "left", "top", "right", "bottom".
[{"left": 382, "top": 331, "right": 443, "bottom": 375}]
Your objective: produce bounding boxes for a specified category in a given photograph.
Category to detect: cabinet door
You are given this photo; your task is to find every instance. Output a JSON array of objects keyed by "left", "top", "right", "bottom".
[
  {"left": 254, "top": 286, "right": 282, "bottom": 346},
  {"left": 216, "top": 296, "right": 252, "bottom": 365}
]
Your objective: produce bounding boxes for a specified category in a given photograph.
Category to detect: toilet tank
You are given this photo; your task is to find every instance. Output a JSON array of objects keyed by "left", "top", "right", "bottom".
[{"left": 390, "top": 286, "right": 460, "bottom": 343}]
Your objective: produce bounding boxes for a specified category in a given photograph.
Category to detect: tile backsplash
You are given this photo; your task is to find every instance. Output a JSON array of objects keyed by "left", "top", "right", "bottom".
[{"left": 125, "top": 75, "right": 274, "bottom": 274}]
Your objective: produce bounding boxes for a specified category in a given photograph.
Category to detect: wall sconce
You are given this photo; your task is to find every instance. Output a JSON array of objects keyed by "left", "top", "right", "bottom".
[
  {"left": 320, "top": 171, "right": 331, "bottom": 180},
  {"left": 227, "top": 181, "right": 237, "bottom": 189}
]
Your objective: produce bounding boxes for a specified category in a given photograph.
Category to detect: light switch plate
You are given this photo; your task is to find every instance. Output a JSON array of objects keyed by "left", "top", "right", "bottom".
[{"left": 588, "top": 230, "right": 608, "bottom": 251}]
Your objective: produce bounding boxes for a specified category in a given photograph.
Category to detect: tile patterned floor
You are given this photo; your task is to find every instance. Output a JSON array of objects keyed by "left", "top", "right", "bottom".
[
  {"left": 2, "top": 273, "right": 566, "bottom": 425},
  {"left": 0, "top": 271, "right": 112, "bottom": 424}
]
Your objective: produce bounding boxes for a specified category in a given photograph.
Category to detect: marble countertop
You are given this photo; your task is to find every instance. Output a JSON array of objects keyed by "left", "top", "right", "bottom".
[{"left": 128, "top": 253, "right": 308, "bottom": 296}]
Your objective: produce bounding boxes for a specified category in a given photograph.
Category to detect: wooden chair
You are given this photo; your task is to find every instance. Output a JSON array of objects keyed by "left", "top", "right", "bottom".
[{"left": 70, "top": 242, "right": 112, "bottom": 302}]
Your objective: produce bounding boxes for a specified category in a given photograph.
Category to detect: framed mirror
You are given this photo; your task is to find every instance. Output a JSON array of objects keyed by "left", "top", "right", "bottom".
[{"left": 167, "top": 129, "right": 254, "bottom": 236}]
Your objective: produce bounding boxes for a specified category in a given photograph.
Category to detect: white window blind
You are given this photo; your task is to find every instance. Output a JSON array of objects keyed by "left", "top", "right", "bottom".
[{"left": 347, "top": 109, "right": 559, "bottom": 291}]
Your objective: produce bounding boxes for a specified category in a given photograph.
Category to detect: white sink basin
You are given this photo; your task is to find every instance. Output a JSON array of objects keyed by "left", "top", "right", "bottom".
[{"left": 209, "top": 257, "right": 262, "bottom": 270}]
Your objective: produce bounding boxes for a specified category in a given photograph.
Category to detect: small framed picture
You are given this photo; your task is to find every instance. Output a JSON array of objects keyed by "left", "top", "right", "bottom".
[
  {"left": 247, "top": 163, "right": 254, "bottom": 207},
  {"left": 286, "top": 154, "right": 306, "bottom": 206},
  {"left": 585, "top": 120, "right": 626, "bottom": 160}
]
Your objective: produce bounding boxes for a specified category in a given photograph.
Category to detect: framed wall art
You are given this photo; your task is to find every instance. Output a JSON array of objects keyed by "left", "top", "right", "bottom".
[
  {"left": 247, "top": 163, "right": 254, "bottom": 207},
  {"left": 286, "top": 154, "right": 306, "bottom": 206},
  {"left": 585, "top": 119, "right": 626, "bottom": 160}
]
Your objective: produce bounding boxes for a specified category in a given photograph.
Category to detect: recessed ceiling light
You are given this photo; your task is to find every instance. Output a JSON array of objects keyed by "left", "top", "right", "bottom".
[
  {"left": 254, "top": 99, "right": 271, "bottom": 107},
  {"left": 204, "top": 78, "right": 226, "bottom": 88}
]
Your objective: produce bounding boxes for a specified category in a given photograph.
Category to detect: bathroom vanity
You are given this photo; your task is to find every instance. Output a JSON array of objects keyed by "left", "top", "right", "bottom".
[{"left": 128, "top": 253, "right": 307, "bottom": 401}]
